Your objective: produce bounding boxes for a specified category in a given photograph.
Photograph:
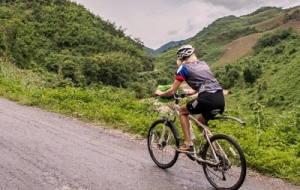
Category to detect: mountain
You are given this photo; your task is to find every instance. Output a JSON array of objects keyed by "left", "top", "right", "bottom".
[
  {"left": 153, "top": 5, "right": 300, "bottom": 111},
  {"left": 1, "top": 1, "right": 300, "bottom": 109},
  {"left": 0, "top": 0, "right": 153, "bottom": 88},
  {"left": 145, "top": 38, "right": 191, "bottom": 55},
  {"left": 155, "top": 6, "right": 300, "bottom": 66},
  {"left": 144, "top": 47, "right": 157, "bottom": 56}
]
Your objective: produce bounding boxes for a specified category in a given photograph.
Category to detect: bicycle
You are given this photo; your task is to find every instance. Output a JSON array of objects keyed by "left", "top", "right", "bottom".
[{"left": 147, "top": 92, "right": 247, "bottom": 190}]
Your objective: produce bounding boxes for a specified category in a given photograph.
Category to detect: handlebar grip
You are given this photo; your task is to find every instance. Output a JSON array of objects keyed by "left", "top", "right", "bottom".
[{"left": 174, "top": 93, "right": 187, "bottom": 99}]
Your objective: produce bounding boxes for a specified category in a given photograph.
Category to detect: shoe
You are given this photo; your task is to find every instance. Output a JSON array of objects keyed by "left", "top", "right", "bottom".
[{"left": 178, "top": 144, "right": 194, "bottom": 153}]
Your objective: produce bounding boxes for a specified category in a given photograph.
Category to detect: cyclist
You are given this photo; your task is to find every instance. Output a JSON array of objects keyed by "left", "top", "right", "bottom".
[{"left": 155, "top": 44, "right": 225, "bottom": 153}]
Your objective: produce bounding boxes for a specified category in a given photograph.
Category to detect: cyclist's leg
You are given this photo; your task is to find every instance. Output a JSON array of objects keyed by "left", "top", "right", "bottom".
[
  {"left": 179, "top": 104, "right": 193, "bottom": 147},
  {"left": 192, "top": 91, "right": 225, "bottom": 148},
  {"left": 186, "top": 97, "right": 206, "bottom": 133},
  {"left": 197, "top": 114, "right": 206, "bottom": 126},
  {"left": 185, "top": 91, "right": 224, "bottom": 145},
  {"left": 197, "top": 114, "right": 213, "bottom": 138}
]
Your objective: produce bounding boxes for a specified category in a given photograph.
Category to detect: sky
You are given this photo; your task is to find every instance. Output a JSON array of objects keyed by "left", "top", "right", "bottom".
[{"left": 72, "top": 0, "right": 299, "bottom": 50}]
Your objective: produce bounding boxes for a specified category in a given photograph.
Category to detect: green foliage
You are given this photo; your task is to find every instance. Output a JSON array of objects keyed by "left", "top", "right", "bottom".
[
  {"left": 226, "top": 31, "right": 300, "bottom": 110},
  {"left": 0, "top": 61, "right": 159, "bottom": 136},
  {"left": 243, "top": 60, "right": 262, "bottom": 84},
  {"left": 0, "top": 0, "right": 153, "bottom": 88},
  {"left": 246, "top": 6, "right": 282, "bottom": 16},
  {"left": 196, "top": 16, "right": 246, "bottom": 40},
  {"left": 200, "top": 48, "right": 226, "bottom": 63},
  {"left": 253, "top": 28, "right": 294, "bottom": 54},
  {"left": 213, "top": 64, "right": 241, "bottom": 89},
  {"left": 82, "top": 52, "right": 143, "bottom": 88},
  {"left": 209, "top": 105, "right": 300, "bottom": 184}
]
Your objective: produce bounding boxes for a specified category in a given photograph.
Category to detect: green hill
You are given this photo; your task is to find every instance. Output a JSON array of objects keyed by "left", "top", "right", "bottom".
[
  {"left": 154, "top": 6, "right": 300, "bottom": 112},
  {"left": 0, "top": 0, "right": 154, "bottom": 88}
]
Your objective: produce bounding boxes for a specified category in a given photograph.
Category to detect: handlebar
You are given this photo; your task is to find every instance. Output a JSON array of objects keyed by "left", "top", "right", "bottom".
[
  {"left": 173, "top": 93, "right": 188, "bottom": 104},
  {"left": 174, "top": 93, "right": 188, "bottom": 99},
  {"left": 156, "top": 93, "right": 187, "bottom": 104}
]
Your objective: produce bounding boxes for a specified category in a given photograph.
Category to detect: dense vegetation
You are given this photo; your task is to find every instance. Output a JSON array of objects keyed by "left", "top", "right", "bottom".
[
  {"left": 0, "top": 61, "right": 159, "bottom": 135},
  {"left": 154, "top": 6, "right": 300, "bottom": 110},
  {"left": 215, "top": 28, "right": 300, "bottom": 110},
  {"left": 0, "top": 0, "right": 160, "bottom": 92},
  {"left": 0, "top": 1, "right": 300, "bottom": 185}
]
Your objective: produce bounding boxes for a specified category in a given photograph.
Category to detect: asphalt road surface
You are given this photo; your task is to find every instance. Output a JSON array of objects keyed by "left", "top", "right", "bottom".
[{"left": 0, "top": 97, "right": 299, "bottom": 190}]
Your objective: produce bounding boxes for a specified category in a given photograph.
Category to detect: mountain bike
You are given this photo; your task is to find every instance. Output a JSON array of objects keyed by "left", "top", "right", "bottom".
[{"left": 147, "top": 93, "right": 247, "bottom": 190}]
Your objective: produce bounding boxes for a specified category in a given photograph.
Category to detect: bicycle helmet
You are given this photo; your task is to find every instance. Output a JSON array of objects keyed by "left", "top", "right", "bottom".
[{"left": 177, "top": 45, "right": 195, "bottom": 60}]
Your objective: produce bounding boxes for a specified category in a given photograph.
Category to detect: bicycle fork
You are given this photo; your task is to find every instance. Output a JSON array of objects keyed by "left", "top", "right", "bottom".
[{"left": 157, "top": 119, "right": 180, "bottom": 149}]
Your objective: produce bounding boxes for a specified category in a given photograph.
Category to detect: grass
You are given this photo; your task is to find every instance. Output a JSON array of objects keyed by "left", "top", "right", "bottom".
[
  {"left": 248, "top": 9, "right": 281, "bottom": 20},
  {"left": 211, "top": 33, "right": 262, "bottom": 68},
  {"left": 0, "top": 61, "right": 160, "bottom": 136},
  {"left": 252, "top": 14, "right": 283, "bottom": 31},
  {"left": 278, "top": 19, "right": 300, "bottom": 32}
]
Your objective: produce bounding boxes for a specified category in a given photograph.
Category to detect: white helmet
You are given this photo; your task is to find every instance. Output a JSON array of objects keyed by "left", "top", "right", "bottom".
[{"left": 177, "top": 45, "right": 194, "bottom": 60}]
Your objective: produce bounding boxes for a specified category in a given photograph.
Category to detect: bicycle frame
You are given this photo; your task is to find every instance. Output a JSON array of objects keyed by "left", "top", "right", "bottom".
[
  {"left": 149, "top": 93, "right": 247, "bottom": 190},
  {"left": 161, "top": 95, "right": 246, "bottom": 166}
]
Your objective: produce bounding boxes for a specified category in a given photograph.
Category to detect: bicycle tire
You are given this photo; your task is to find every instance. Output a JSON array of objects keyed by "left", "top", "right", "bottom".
[
  {"left": 147, "top": 119, "right": 179, "bottom": 169},
  {"left": 202, "top": 134, "right": 246, "bottom": 190}
]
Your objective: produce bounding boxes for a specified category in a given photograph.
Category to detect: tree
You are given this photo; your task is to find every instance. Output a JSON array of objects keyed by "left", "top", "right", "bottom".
[{"left": 243, "top": 60, "right": 262, "bottom": 84}]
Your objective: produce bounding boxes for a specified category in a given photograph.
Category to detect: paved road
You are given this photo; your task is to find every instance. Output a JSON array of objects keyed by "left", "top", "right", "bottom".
[{"left": 0, "top": 97, "right": 299, "bottom": 190}]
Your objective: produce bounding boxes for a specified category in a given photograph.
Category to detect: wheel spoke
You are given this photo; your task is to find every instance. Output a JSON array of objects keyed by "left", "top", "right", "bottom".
[
  {"left": 147, "top": 119, "right": 179, "bottom": 169},
  {"left": 202, "top": 134, "right": 246, "bottom": 190}
]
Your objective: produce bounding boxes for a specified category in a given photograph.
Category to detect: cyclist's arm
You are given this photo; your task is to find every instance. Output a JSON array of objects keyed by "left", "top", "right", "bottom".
[
  {"left": 155, "top": 80, "right": 181, "bottom": 97},
  {"left": 185, "top": 89, "right": 197, "bottom": 96}
]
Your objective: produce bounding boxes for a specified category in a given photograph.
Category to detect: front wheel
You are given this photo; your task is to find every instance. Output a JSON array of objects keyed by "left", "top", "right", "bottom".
[
  {"left": 202, "top": 134, "right": 246, "bottom": 190},
  {"left": 147, "top": 119, "right": 179, "bottom": 169}
]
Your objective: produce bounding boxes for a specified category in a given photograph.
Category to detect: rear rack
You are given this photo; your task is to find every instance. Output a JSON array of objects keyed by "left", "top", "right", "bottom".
[{"left": 212, "top": 116, "right": 246, "bottom": 126}]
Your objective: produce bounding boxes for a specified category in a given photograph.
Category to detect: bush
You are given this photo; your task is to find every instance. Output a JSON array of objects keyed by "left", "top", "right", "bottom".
[{"left": 253, "top": 28, "right": 293, "bottom": 54}]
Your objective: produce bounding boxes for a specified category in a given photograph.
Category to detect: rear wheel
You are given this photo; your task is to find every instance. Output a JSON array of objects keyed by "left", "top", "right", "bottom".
[
  {"left": 202, "top": 134, "right": 246, "bottom": 190},
  {"left": 147, "top": 119, "right": 179, "bottom": 169}
]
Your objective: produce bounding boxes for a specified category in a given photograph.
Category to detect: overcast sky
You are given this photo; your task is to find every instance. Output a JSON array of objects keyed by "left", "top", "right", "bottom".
[{"left": 72, "top": 0, "right": 299, "bottom": 49}]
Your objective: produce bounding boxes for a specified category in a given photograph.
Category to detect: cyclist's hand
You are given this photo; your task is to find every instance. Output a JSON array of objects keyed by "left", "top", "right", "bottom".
[{"left": 155, "top": 90, "right": 163, "bottom": 96}]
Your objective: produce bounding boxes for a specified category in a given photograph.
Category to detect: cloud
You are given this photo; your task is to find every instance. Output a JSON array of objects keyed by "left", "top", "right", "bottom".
[
  {"left": 72, "top": 0, "right": 299, "bottom": 49},
  {"left": 201, "top": 0, "right": 261, "bottom": 10},
  {"left": 168, "top": 30, "right": 178, "bottom": 36},
  {"left": 201, "top": 0, "right": 298, "bottom": 11},
  {"left": 185, "top": 19, "right": 197, "bottom": 33}
]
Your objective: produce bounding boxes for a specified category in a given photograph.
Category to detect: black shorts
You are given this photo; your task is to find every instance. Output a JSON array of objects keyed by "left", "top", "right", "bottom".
[{"left": 186, "top": 90, "right": 225, "bottom": 121}]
